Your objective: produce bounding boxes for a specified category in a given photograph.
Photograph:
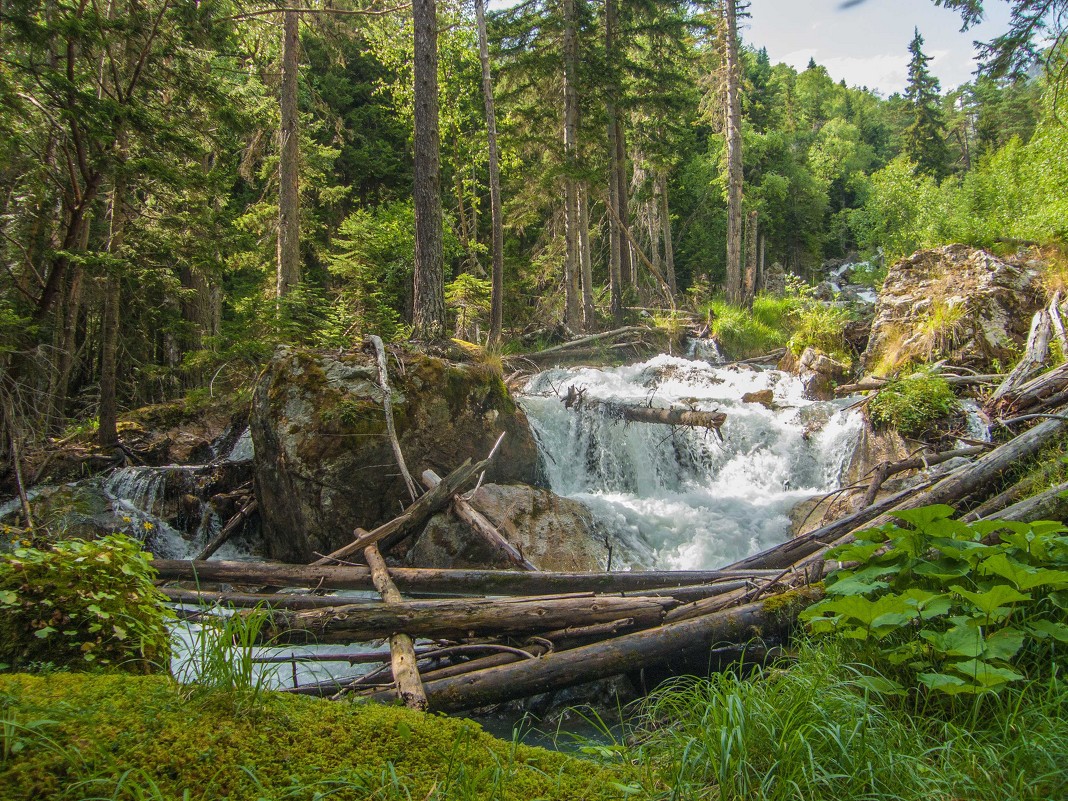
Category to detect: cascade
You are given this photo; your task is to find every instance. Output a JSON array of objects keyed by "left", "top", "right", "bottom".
[{"left": 519, "top": 354, "right": 863, "bottom": 570}]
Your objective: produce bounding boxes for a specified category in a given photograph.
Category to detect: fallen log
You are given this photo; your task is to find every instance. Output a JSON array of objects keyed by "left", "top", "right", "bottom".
[
  {"left": 195, "top": 499, "right": 258, "bottom": 561},
  {"left": 262, "top": 595, "right": 676, "bottom": 644},
  {"left": 984, "top": 480, "right": 1068, "bottom": 523},
  {"left": 153, "top": 560, "right": 780, "bottom": 595},
  {"left": 961, "top": 474, "right": 1041, "bottom": 522},
  {"left": 859, "top": 445, "right": 988, "bottom": 508},
  {"left": 421, "top": 469, "right": 537, "bottom": 570},
  {"left": 369, "top": 334, "right": 419, "bottom": 503},
  {"left": 369, "top": 598, "right": 801, "bottom": 712},
  {"left": 312, "top": 455, "right": 490, "bottom": 565},
  {"left": 988, "top": 361, "right": 1068, "bottom": 415},
  {"left": 835, "top": 374, "right": 1005, "bottom": 396},
  {"left": 363, "top": 535, "right": 426, "bottom": 710},
  {"left": 564, "top": 388, "right": 725, "bottom": 432},
  {"left": 161, "top": 588, "right": 375, "bottom": 609},
  {"left": 991, "top": 310, "right": 1052, "bottom": 403}
]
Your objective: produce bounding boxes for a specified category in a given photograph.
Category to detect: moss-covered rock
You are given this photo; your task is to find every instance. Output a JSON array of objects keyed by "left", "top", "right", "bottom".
[
  {"left": 0, "top": 673, "right": 627, "bottom": 800},
  {"left": 251, "top": 346, "right": 543, "bottom": 561}
]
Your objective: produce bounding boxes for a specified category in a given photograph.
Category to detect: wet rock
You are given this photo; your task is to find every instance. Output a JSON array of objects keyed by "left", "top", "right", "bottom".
[
  {"left": 863, "top": 245, "right": 1042, "bottom": 374},
  {"left": 778, "top": 347, "right": 849, "bottom": 401},
  {"left": 407, "top": 483, "right": 607, "bottom": 571},
  {"left": 742, "top": 389, "right": 775, "bottom": 409},
  {"left": 251, "top": 347, "right": 543, "bottom": 562}
]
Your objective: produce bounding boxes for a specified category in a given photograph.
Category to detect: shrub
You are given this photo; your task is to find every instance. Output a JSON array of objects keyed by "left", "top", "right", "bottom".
[
  {"left": 801, "top": 505, "right": 1068, "bottom": 697},
  {"left": 0, "top": 535, "right": 171, "bottom": 673},
  {"left": 788, "top": 301, "right": 851, "bottom": 359},
  {"left": 867, "top": 373, "right": 956, "bottom": 437},
  {"left": 706, "top": 294, "right": 800, "bottom": 359}
]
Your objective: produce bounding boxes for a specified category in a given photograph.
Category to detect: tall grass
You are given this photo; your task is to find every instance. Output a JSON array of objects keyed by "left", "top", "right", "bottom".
[
  {"left": 706, "top": 295, "right": 799, "bottom": 359},
  {"left": 585, "top": 639, "right": 1067, "bottom": 801}
]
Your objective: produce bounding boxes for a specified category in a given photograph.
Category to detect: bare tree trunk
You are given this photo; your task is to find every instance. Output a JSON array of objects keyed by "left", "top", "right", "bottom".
[
  {"left": 475, "top": 0, "right": 504, "bottom": 345},
  {"left": 98, "top": 135, "right": 127, "bottom": 449},
  {"left": 579, "top": 184, "right": 595, "bottom": 328},
  {"left": 743, "top": 209, "right": 758, "bottom": 307},
  {"left": 561, "top": 0, "right": 582, "bottom": 331},
  {"left": 658, "top": 170, "right": 676, "bottom": 297},
  {"left": 276, "top": 5, "right": 301, "bottom": 299},
  {"left": 605, "top": 0, "right": 625, "bottom": 322},
  {"left": 412, "top": 0, "right": 446, "bottom": 340},
  {"left": 723, "top": 0, "right": 743, "bottom": 305}
]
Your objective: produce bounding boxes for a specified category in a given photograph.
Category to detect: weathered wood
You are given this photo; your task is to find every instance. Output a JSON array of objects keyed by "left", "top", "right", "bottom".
[
  {"left": 988, "top": 361, "right": 1068, "bottom": 415},
  {"left": 161, "top": 587, "right": 374, "bottom": 609},
  {"left": 1049, "top": 292, "right": 1067, "bottom": 354},
  {"left": 154, "top": 560, "right": 780, "bottom": 595},
  {"left": 363, "top": 537, "right": 426, "bottom": 710},
  {"left": 564, "top": 388, "right": 725, "bottom": 432},
  {"left": 371, "top": 599, "right": 793, "bottom": 712},
  {"left": 985, "top": 480, "right": 1068, "bottom": 523},
  {"left": 522, "top": 326, "right": 648, "bottom": 361},
  {"left": 992, "top": 310, "right": 1052, "bottom": 403},
  {"left": 195, "top": 499, "right": 258, "bottom": 561},
  {"left": 422, "top": 469, "right": 536, "bottom": 570},
  {"left": 961, "top": 474, "right": 1040, "bottom": 522},
  {"left": 835, "top": 374, "right": 1005, "bottom": 396},
  {"left": 860, "top": 446, "right": 988, "bottom": 508},
  {"left": 262, "top": 595, "right": 675, "bottom": 644},
  {"left": 369, "top": 335, "right": 419, "bottom": 502},
  {"left": 313, "top": 456, "right": 488, "bottom": 565}
]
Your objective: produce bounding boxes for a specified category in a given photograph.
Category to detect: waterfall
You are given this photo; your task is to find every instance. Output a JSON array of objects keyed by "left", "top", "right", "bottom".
[{"left": 519, "top": 354, "right": 863, "bottom": 570}]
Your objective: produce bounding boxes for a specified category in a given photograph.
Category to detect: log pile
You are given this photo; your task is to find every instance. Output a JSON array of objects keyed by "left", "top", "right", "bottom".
[{"left": 157, "top": 342, "right": 1068, "bottom": 713}]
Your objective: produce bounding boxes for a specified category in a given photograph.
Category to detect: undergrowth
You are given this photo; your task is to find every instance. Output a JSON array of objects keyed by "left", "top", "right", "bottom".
[{"left": 868, "top": 372, "right": 957, "bottom": 437}]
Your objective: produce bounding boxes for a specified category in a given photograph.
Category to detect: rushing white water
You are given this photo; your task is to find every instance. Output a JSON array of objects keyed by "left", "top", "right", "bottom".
[{"left": 519, "top": 355, "right": 863, "bottom": 570}]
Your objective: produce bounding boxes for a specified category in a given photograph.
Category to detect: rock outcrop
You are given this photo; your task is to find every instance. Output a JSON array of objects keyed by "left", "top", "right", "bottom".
[
  {"left": 251, "top": 347, "right": 543, "bottom": 562},
  {"left": 406, "top": 483, "right": 608, "bottom": 572},
  {"left": 862, "top": 245, "right": 1042, "bottom": 374},
  {"left": 778, "top": 347, "right": 849, "bottom": 401}
]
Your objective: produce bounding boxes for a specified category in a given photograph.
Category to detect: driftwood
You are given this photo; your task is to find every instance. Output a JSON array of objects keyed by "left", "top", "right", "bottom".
[
  {"left": 369, "top": 599, "right": 796, "bottom": 712},
  {"left": 368, "top": 335, "right": 419, "bottom": 503},
  {"left": 195, "top": 498, "right": 258, "bottom": 561},
  {"left": 859, "top": 445, "right": 988, "bottom": 508},
  {"left": 991, "top": 310, "right": 1052, "bottom": 403},
  {"left": 154, "top": 560, "right": 778, "bottom": 594},
  {"left": 835, "top": 374, "right": 1005, "bottom": 396},
  {"left": 262, "top": 595, "right": 676, "bottom": 644},
  {"left": 362, "top": 534, "right": 426, "bottom": 710},
  {"left": 988, "top": 361, "right": 1068, "bottom": 416},
  {"left": 422, "top": 469, "right": 537, "bottom": 570},
  {"left": 563, "top": 386, "right": 726, "bottom": 432},
  {"left": 313, "top": 455, "right": 490, "bottom": 565}
]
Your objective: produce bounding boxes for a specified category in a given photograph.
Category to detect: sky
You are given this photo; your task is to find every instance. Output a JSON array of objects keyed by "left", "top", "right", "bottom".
[{"left": 746, "top": 0, "right": 1016, "bottom": 96}]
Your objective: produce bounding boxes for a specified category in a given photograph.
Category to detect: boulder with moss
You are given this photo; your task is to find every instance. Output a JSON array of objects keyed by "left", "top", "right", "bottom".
[
  {"left": 862, "top": 245, "right": 1042, "bottom": 374},
  {"left": 251, "top": 346, "right": 543, "bottom": 562}
]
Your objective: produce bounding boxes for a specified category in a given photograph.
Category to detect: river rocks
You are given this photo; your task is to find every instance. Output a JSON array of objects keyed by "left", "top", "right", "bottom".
[
  {"left": 251, "top": 346, "right": 543, "bottom": 562},
  {"left": 406, "top": 483, "right": 608, "bottom": 571},
  {"left": 778, "top": 347, "right": 849, "bottom": 401},
  {"left": 742, "top": 389, "right": 775, "bottom": 409},
  {"left": 862, "top": 245, "right": 1042, "bottom": 374}
]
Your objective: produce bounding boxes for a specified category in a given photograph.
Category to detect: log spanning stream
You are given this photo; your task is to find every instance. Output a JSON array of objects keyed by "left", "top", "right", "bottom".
[{"left": 519, "top": 354, "right": 864, "bottom": 570}]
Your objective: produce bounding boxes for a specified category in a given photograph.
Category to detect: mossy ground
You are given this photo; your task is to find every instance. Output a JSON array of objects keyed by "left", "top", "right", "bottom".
[{"left": 0, "top": 673, "right": 629, "bottom": 800}]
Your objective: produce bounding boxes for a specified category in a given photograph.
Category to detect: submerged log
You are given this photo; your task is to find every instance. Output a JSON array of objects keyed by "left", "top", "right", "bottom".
[
  {"left": 196, "top": 499, "right": 258, "bottom": 561},
  {"left": 370, "top": 598, "right": 800, "bottom": 712},
  {"left": 153, "top": 560, "right": 780, "bottom": 595},
  {"left": 262, "top": 595, "right": 675, "bottom": 644}
]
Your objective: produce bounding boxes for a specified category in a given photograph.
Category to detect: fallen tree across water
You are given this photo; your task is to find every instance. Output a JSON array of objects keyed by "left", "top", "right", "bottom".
[{"left": 562, "top": 385, "right": 726, "bottom": 433}]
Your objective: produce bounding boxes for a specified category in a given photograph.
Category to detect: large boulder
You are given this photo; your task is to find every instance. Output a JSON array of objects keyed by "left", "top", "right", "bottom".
[
  {"left": 251, "top": 347, "right": 543, "bottom": 562},
  {"left": 778, "top": 347, "right": 849, "bottom": 401},
  {"left": 406, "top": 483, "right": 608, "bottom": 571},
  {"left": 863, "top": 245, "right": 1042, "bottom": 374}
]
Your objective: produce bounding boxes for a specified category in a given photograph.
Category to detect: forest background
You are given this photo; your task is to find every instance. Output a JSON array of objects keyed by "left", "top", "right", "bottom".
[{"left": 0, "top": 0, "right": 1065, "bottom": 450}]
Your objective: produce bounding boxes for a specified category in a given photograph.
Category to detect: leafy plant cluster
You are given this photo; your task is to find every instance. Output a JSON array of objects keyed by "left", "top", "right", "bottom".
[
  {"left": 801, "top": 505, "right": 1068, "bottom": 696},
  {"left": 0, "top": 535, "right": 171, "bottom": 673},
  {"left": 868, "top": 372, "right": 957, "bottom": 437}
]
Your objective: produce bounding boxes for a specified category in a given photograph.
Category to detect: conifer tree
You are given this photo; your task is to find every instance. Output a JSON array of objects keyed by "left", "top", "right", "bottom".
[{"left": 903, "top": 29, "right": 950, "bottom": 180}]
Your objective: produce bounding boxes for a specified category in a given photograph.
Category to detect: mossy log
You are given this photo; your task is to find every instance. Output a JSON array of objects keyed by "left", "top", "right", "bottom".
[
  {"left": 368, "top": 599, "right": 793, "bottom": 712},
  {"left": 153, "top": 560, "right": 779, "bottom": 595},
  {"left": 261, "top": 595, "right": 676, "bottom": 643}
]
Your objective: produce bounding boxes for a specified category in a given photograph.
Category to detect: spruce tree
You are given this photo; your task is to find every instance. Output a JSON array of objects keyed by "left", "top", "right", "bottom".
[{"left": 903, "top": 29, "right": 950, "bottom": 180}]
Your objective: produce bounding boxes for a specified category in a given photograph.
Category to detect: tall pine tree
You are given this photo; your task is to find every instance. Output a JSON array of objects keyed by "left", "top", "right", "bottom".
[{"left": 903, "top": 29, "right": 950, "bottom": 180}]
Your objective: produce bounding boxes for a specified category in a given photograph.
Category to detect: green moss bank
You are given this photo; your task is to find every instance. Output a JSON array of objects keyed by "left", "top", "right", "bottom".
[{"left": 0, "top": 673, "right": 627, "bottom": 800}]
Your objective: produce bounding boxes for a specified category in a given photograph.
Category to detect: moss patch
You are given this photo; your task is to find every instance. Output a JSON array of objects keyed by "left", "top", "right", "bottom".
[{"left": 0, "top": 673, "right": 629, "bottom": 800}]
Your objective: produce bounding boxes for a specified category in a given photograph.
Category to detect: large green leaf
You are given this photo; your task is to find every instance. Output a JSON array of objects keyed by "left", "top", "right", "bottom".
[
  {"left": 1027, "top": 619, "right": 1068, "bottom": 643},
  {"left": 980, "top": 553, "right": 1068, "bottom": 591},
  {"left": 920, "top": 624, "right": 983, "bottom": 658},
  {"left": 950, "top": 584, "right": 1031, "bottom": 619},
  {"left": 917, "top": 672, "right": 978, "bottom": 695},
  {"left": 948, "top": 658, "right": 1024, "bottom": 687},
  {"left": 983, "top": 628, "right": 1025, "bottom": 660}
]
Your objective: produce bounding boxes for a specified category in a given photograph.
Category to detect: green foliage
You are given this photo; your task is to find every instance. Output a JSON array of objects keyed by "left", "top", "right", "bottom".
[
  {"left": 868, "top": 373, "right": 957, "bottom": 437},
  {"left": 0, "top": 673, "right": 623, "bottom": 800},
  {"left": 788, "top": 301, "right": 851, "bottom": 359},
  {"left": 802, "top": 506, "right": 1068, "bottom": 696},
  {"left": 0, "top": 536, "right": 171, "bottom": 673},
  {"left": 445, "top": 273, "right": 492, "bottom": 341},
  {"left": 903, "top": 30, "right": 951, "bottom": 180},
  {"left": 706, "top": 294, "right": 801, "bottom": 359},
  {"left": 605, "top": 636, "right": 1068, "bottom": 801}
]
